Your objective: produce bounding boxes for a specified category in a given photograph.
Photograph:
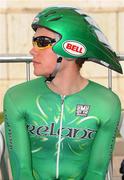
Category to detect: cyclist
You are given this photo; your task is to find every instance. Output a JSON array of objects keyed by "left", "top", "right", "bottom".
[{"left": 4, "top": 6, "right": 123, "bottom": 180}]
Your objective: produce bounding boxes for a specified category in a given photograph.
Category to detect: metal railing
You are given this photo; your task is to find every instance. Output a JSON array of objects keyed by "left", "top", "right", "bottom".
[
  {"left": 0, "top": 55, "right": 32, "bottom": 81},
  {"left": 0, "top": 54, "right": 124, "bottom": 86},
  {"left": 108, "top": 54, "right": 124, "bottom": 89}
]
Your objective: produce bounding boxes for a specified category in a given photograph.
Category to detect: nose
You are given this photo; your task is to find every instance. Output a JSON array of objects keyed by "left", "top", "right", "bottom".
[{"left": 29, "top": 46, "right": 37, "bottom": 56}]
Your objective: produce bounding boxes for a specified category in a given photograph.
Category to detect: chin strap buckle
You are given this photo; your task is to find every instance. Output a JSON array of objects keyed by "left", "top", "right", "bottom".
[
  {"left": 120, "top": 159, "right": 124, "bottom": 180},
  {"left": 45, "top": 75, "right": 55, "bottom": 83},
  {"left": 57, "top": 57, "right": 62, "bottom": 63}
]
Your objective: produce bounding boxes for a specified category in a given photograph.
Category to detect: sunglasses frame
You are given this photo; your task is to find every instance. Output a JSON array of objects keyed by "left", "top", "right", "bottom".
[{"left": 32, "top": 36, "right": 56, "bottom": 50}]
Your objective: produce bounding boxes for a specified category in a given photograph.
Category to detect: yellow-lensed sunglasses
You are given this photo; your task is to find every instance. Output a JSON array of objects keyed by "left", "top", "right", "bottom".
[{"left": 32, "top": 36, "right": 56, "bottom": 50}]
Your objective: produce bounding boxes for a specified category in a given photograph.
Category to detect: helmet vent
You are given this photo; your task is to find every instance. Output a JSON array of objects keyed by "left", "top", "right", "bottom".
[
  {"left": 44, "top": 11, "right": 56, "bottom": 17},
  {"left": 48, "top": 16, "right": 62, "bottom": 22}
]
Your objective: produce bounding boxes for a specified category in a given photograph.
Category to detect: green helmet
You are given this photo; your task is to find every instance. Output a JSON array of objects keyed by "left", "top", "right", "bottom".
[{"left": 32, "top": 6, "right": 123, "bottom": 74}]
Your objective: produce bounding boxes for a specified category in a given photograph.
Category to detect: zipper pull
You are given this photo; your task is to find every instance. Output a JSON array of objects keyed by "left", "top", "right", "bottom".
[{"left": 61, "top": 95, "right": 65, "bottom": 104}]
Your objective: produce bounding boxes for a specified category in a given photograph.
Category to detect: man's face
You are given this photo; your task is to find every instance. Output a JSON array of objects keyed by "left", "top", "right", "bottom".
[{"left": 30, "top": 27, "right": 58, "bottom": 76}]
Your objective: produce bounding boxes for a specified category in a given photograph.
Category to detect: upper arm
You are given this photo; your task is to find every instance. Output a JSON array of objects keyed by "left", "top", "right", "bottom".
[
  {"left": 84, "top": 95, "right": 121, "bottom": 180},
  {"left": 4, "top": 90, "right": 33, "bottom": 179}
]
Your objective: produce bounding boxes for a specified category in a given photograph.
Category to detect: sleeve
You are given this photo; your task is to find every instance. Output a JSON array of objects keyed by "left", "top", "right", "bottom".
[
  {"left": 4, "top": 91, "right": 34, "bottom": 180},
  {"left": 84, "top": 96, "right": 121, "bottom": 180}
]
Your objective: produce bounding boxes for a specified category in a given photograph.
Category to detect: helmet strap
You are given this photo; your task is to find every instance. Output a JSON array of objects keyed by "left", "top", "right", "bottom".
[
  {"left": 45, "top": 57, "right": 62, "bottom": 83},
  {"left": 45, "top": 33, "right": 62, "bottom": 83}
]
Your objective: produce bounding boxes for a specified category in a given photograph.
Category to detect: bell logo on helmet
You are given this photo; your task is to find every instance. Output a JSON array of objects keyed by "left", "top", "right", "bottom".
[{"left": 63, "top": 40, "right": 86, "bottom": 56}]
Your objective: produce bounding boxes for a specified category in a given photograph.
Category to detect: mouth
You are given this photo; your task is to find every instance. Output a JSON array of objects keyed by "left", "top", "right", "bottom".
[{"left": 32, "top": 59, "right": 41, "bottom": 64}]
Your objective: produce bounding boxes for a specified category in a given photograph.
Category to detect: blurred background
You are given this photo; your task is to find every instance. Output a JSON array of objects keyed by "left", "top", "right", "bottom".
[
  {"left": 0, "top": 0, "right": 124, "bottom": 111},
  {"left": 0, "top": 0, "right": 124, "bottom": 179}
]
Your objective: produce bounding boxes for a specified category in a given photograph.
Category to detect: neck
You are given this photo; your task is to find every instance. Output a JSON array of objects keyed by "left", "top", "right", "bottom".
[{"left": 47, "top": 61, "right": 88, "bottom": 96}]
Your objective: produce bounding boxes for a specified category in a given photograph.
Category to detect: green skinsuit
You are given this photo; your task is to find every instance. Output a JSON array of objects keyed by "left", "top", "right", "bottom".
[{"left": 4, "top": 77, "right": 121, "bottom": 180}]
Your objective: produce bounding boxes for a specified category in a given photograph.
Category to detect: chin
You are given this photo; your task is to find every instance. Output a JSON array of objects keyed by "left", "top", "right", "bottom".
[
  {"left": 33, "top": 70, "right": 41, "bottom": 76},
  {"left": 33, "top": 70, "right": 49, "bottom": 77}
]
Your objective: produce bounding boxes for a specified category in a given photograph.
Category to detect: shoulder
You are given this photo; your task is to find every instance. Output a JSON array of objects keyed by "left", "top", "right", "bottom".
[
  {"left": 89, "top": 80, "right": 121, "bottom": 110},
  {"left": 89, "top": 81, "right": 121, "bottom": 123},
  {"left": 4, "top": 77, "right": 45, "bottom": 99},
  {"left": 90, "top": 80, "right": 120, "bottom": 101}
]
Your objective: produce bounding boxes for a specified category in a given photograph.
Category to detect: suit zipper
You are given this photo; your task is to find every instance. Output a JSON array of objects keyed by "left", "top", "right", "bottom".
[{"left": 56, "top": 95, "right": 65, "bottom": 179}]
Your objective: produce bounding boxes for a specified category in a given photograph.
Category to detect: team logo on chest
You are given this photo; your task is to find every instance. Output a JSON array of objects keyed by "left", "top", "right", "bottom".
[{"left": 76, "top": 105, "right": 90, "bottom": 117}]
